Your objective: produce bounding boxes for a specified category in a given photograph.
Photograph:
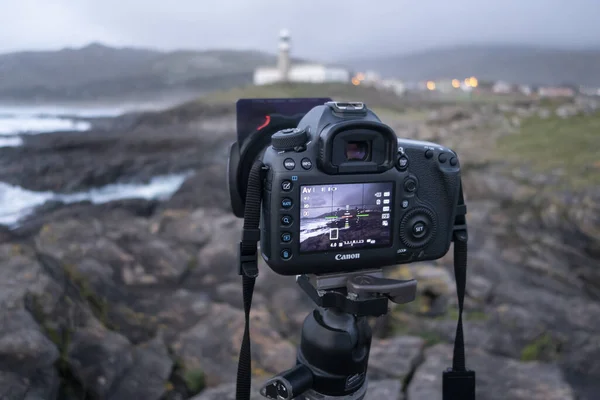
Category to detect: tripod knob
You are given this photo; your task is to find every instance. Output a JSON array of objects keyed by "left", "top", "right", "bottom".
[
  {"left": 347, "top": 275, "right": 417, "bottom": 304},
  {"left": 260, "top": 364, "right": 313, "bottom": 399}
]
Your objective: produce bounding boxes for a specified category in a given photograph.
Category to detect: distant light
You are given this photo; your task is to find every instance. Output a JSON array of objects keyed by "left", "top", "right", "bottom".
[
  {"left": 352, "top": 77, "right": 360, "bottom": 86},
  {"left": 452, "top": 79, "right": 460, "bottom": 88},
  {"left": 426, "top": 81, "right": 436, "bottom": 91},
  {"left": 464, "top": 78, "right": 471, "bottom": 87},
  {"left": 357, "top": 72, "right": 365, "bottom": 81},
  {"left": 469, "top": 77, "right": 478, "bottom": 88}
]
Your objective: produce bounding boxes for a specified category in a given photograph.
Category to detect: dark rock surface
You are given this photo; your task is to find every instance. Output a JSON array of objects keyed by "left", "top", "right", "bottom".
[
  {"left": 0, "top": 99, "right": 598, "bottom": 399},
  {"left": 408, "top": 344, "right": 576, "bottom": 400}
]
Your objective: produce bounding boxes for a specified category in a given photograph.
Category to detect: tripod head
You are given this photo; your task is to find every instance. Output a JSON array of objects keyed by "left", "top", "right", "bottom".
[{"left": 260, "top": 270, "right": 417, "bottom": 400}]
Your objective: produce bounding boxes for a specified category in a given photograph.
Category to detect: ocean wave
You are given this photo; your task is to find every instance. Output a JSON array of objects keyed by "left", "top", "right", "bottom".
[{"left": 0, "top": 173, "right": 191, "bottom": 227}]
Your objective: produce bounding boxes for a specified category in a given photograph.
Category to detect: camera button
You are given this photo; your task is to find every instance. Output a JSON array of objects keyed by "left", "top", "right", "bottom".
[
  {"left": 281, "top": 232, "right": 292, "bottom": 243},
  {"left": 438, "top": 153, "right": 448, "bottom": 163},
  {"left": 284, "top": 158, "right": 296, "bottom": 170},
  {"left": 412, "top": 222, "right": 428, "bottom": 238},
  {"left": 404, "top": 178, "right": 417, "bottom": 193},
  {"left": 401, "top": 200, "right": 409, "bottom": 209},
  {"left": 301, "top": 158, "right": 313, "bottom": 170},
  {"left": 450, "top": 157, "right": 458, "bottom": 166},
  {"left": 281, "top": 249, "right": 292, "bottom": 260},
  {"left": 281, "top": 198, "right": 293, "bottom": 209},
  {"left": 425, "top": 149, "right": 434, "bottom": 159},
  {"left": 281, "top": 180, "right": 293, "bottom": 191},
  {"left": 281, "top": 215, "right": 293, "bottom": 226},
  {"left": 397, "top": 156, "right": 409, "bottom": 171}
]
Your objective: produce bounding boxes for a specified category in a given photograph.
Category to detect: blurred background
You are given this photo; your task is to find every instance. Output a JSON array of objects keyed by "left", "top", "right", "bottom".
[{"left": 0, "top": 1, "right": 599, "bottom": 399}]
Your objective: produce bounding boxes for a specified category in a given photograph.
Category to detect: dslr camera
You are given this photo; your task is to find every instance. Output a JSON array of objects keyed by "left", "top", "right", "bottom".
[
  {"left": 255, "top": 101, "right": 461, "bottom": 275},
  {"left": 228, "top": 99, "right": 472, "bottom": 400}
]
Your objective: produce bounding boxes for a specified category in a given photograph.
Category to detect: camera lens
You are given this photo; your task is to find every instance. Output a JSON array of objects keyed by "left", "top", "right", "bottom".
[{"left": 345, "top": 141, "right": 369, "bottom": 161}]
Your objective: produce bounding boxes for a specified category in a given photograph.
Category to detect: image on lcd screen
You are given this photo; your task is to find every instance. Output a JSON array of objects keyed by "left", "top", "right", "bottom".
[{"left": 299, "top": 182, "right": 394, "bottom": 252}]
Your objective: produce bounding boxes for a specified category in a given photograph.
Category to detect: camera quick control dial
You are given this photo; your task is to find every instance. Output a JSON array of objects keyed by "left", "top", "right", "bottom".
[
  {"left": 399, "top": 207, "right": 437, "bottom": 248},
  {"left": 271, "top": 127, "right": 309, "bottom": 151}
]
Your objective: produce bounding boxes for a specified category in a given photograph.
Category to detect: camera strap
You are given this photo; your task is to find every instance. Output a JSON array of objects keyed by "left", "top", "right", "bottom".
[
  {"left": 443, "top": 185, "right": 476, "bottom": 400},
  {"left": 235, "top": 166, "right": 475, "bottom": 400},
  {"left": 236, "top": 160, "right": 266, "bottom": 400}
]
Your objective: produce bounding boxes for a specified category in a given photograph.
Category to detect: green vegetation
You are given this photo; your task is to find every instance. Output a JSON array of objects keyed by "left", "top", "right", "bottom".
[
  {"left": 520, "top": 333, "right": 561, "bottom": 362},
  {"left": 496, "top": 112, "right": 600, "bottom": 189},
  {"left": 196, "top": 82, "right": 407, "bottom": 110},
  {"left": 183, "top": 368, "right": 206, "bottom": 395}
]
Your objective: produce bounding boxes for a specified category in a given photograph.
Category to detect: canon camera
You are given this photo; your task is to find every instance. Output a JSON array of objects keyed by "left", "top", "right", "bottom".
[{"left": 229, "top": 101, "right": 462, "bottom": 275}]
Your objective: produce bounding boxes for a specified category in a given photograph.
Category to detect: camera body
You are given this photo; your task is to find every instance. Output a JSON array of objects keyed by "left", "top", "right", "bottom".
[{"left": 260, "top": 102, "right": 462, "bottom": 275}]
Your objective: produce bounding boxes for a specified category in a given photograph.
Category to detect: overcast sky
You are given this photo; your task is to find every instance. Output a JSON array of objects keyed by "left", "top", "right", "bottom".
[{"left": 1, "top": 0, "right": 599, "bottom": 60}]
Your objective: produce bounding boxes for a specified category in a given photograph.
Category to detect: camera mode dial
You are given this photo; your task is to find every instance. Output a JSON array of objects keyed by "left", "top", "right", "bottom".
[
  {"left": 271, "top": 128, "right": 309, "bottom": 151},
  {"left": 399, "top": 207, "right": 437, "bottom": 249}
]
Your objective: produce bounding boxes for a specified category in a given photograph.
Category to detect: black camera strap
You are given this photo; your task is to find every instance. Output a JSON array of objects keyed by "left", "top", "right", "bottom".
[
  {"left": 235, "top": 167, "right": 475, "bottom": 400},
  {"left": 236, "top": 160, "right": 266, "bottom": 400},
  {"left": 444, "top": 185, "right": 476, "bottom": 400}
]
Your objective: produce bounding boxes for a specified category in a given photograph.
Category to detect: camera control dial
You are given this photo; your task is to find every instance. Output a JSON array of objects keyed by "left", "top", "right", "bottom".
[
  {"left": 271, "top": 127, "right": 309, "bottom": 151},
  {"left": 399, "top": 207, "right": 437, "bottom": 248}
]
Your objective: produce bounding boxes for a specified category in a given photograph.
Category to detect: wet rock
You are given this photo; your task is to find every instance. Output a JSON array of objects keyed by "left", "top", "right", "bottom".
[
  {"left": 368, "top": 336, "right": 425, "bottom": 382},
  {"left": 172, "top": 302, "right": 295, "bottom": 388},
  {"left": 408, "top": 344, "right": 576, "bottom": 400}
]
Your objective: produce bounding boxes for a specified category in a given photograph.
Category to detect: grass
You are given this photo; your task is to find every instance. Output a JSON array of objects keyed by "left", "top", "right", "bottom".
[
  {"left": 193, "top": 82, "right": 408, "bottom": 111},
  {"left": 183, "top": 368, "right": 206, "bottom": 395},
  {"left": 520, "top": 333, "right": 561, "bottom": 362},
  {"left": 496, "top": 111, "right": 600, "bottom": 189}
]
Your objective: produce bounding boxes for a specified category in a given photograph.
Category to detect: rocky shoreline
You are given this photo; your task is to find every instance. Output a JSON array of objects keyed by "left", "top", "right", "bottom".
[{"left": 0, "top": 97, "right": 598, "bottom": 399}]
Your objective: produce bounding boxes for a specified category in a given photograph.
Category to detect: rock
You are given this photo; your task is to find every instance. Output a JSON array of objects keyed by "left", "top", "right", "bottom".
[
  {"left": 190, "top": 382, "right": 263, "bottom": 400},
  {"left": 67, "top": 322, "right": 134, "bottom": 399},
  {"left": 0, "top": 308, "right": 59, "bottom": 376},
  {"left": 0, "top": 244, "right": 61, "bottom": 309},
  {"left": 407, "top": 344, "right": 576, "bottom": 400},
  {"left": 0, "top": 368, "right": 60, "bottom": 400},
  {"left": 164, "top": 165, "right": 232, "bottom": 211},
  {"left": 172, "top": 302, "right": 296, "bottom": 387},
  {"left": 107, "top": 335, "right": 173, "bottom": 400},
  {"left": 368, "top": 336, "right": 425, "bottom": 382},
  {"left": 119, "top": 237, "right": 192, "bottom": 285},
  {"left": 365, "top": 379, "right": 403, "bottom": 400}
]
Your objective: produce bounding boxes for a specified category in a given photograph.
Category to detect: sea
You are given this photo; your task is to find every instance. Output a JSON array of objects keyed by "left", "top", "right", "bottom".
[{"left": 0, "top": 104, "right": 189, "bottom": 227}]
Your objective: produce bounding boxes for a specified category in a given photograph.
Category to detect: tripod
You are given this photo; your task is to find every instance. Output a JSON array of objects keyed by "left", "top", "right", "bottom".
[{"left": 259, "top": 269, "right": 418, "bottom": 400}]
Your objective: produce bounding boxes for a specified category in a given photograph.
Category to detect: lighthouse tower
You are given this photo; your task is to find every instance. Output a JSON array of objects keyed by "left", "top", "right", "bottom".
[{"left": 277, "top": 29, "right": 291, "bottom": 82}]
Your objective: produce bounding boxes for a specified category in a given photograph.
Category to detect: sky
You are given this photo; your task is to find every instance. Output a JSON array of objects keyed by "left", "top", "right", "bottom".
[{"left": 1, "top": 0, "right": 599, "bottom": 60}]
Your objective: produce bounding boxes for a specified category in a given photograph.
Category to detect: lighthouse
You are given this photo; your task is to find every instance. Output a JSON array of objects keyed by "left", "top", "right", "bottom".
[
  {"left": 253, "top": 30, "right": 351, "bottom": 86},
  {"left": 277, "top": 29, "right": 291, "bottom": 82}
]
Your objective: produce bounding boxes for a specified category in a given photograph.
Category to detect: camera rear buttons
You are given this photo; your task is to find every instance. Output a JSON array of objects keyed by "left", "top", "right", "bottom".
[
  {"left": 438, "top": 153, "right": 448, "bottom": 163},
  {"left": 404, "top": 178, "right": 418, "bottom": 193},
  {"left": 281, "top": 180, "right": 293, "bottom": 191},
  {"left": 450, "top": 157, "right": 458, "bottom": 166},
  {"left": 425, "top": 149, "right": 434, "bottom": 159},
  {"left": 281, "top": 215, "right": 293, "bottom": 226},
  {"left": 281, "top": 232, "right": 292, "bottom": 243},
  {"left": 397, "top": 156, "right": 409, "bottom": 171},
  {"left": 284, "top": 159, "right": 296, "bottom": 170},
  {"left": 281, "top": 249, "right": 292, "bottom": 260},
  {"left": 301, "top": 158, "right": 312, "bottom": 170},
  {"left": 281, "top": 198, "right": 293, "bottom": 209}
]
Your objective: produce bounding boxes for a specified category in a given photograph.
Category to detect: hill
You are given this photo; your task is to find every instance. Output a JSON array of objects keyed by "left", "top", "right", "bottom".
[
  {"left": 0, "top": 43, "right": 283, "bottom": 102},
  {"left": 344, "top": 45, "right": 600, "bottom": 86}
]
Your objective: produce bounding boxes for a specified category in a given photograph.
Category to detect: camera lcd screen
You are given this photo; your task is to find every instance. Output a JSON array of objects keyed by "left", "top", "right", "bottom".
[{"left": 299, "top": 182, "right": 394, "bottom": 253}]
